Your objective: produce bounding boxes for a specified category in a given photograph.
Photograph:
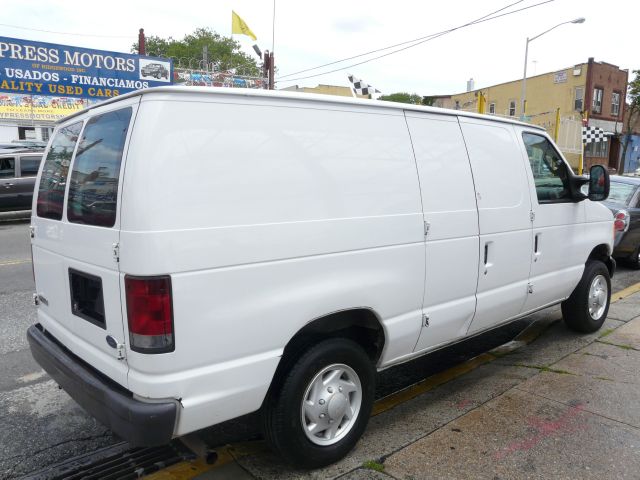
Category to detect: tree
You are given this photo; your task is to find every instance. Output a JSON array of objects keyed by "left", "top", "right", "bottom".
[
  {"left": 621, "top": 69, "right": 640, "bottom": 168},
  {"left": 378, "top": 92, "right": 424, "bottom": 105},
  {"left": 132, "top": 27, "right": 260, "bottom": 76}
]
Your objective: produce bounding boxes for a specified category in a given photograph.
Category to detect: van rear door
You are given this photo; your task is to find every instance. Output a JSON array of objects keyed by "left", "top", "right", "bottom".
[{"left": 31, "top": 98, "right": 138, "bottom": 388}]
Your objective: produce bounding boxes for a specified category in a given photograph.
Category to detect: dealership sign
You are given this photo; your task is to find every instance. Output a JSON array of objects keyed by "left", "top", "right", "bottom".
[{"left": 0, "top": 36, "right": 172, "bottom": 100}]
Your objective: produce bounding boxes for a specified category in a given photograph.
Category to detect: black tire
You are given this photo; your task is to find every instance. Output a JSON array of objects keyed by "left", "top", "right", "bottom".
[
  {"left": 262, "top": 338, "right": 375, "bottom": 469},
  {"left": 562, "top": 260, "right": 611, "bottom": 333}
]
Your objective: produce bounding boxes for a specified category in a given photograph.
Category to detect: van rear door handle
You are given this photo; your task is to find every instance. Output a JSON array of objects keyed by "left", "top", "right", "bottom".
[
  {"left": 534, "top": 233, "right": 542, "bottom": 261},
  {"left": 3, "top": 183, "right": 13, "bottom": 188}
]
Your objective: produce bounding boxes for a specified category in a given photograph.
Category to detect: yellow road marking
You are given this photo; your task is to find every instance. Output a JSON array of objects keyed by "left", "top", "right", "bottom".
[
  {"left": 144, "top": 443, "right": 268, "bottom": 480},
  {"left": 0, "top": 259, "right": 30, "bottom": 267},
  {"left": 611, "top": 281, "right": 640, "bottom": 303}
]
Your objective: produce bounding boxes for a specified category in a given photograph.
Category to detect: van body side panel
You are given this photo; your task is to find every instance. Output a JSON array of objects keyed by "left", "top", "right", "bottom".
[
  {"left": 404, "top": 112, "right": 480, "bottom": 352},
  {"left": 119, "top": 96, "right": 425, "bottom": 431},
  {"left": 458, "top": 118, "right": 533, "bottom": 335}
]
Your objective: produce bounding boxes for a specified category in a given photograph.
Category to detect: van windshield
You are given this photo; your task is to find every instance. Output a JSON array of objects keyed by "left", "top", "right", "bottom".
[
  {"left": 37, "top": 122, "right": 82, "bottom": 220},
  {"left": 67, "top": 108, "right": 132, "bottom": 227}
]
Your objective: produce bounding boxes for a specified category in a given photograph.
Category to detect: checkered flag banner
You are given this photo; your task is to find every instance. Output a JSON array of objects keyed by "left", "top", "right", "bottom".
[
  {"left": 348, "top": 74, "right": 380, "bottom": 96},
  {"left": 582, "top": 126, "right": 607, "bottom": 144}
]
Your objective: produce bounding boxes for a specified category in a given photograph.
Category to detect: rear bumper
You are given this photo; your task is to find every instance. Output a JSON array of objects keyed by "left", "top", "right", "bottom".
[{"left": 27, "top": 324, "right": 177, "bottom": 447}]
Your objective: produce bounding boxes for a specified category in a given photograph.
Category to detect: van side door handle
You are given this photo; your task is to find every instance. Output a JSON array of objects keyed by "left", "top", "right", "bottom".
[
  {"left": 534, "top": 233, "right": 541, "bottom": 262},
  {"left": 483, "top": 241, "right": 493, "bottom": 275}
]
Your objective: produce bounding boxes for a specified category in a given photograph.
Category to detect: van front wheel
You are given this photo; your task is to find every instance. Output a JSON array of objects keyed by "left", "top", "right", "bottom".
[
  {"left": 262, "top": 338, "right": 375, "bottom": 468},
  {"left": 562, "top": 260, "right": 611, "bottom": 333}
]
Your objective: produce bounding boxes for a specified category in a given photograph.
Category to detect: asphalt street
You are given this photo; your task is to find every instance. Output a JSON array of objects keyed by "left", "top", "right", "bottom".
[{"left": 0, "top": 219, "right": 638, "bottom": 479}]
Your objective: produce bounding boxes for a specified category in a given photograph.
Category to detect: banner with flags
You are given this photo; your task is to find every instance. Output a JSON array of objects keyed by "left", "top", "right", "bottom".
[
  {"left": 348, "top": 75, "right": 380, "bottom": 97},
  {"left": 232, "top": 11, "right": 257, "bottom": 41},
  {"left": 582, "top": 126, "right": 607, "bottom": 143}
]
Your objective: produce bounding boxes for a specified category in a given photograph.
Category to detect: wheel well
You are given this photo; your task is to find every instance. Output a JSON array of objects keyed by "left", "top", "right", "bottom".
[
  {"left": 588, "top": 244, "right": 615, "bottom": 277},
  {"left": 280, "top": 309, "right": 385, "bottom": 368}
]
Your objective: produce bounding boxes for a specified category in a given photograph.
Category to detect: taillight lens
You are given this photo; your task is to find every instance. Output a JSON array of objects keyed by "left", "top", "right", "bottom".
[
  {"left": 125, "top": 275, "right": 174, "bottom": 353},
  {"left": 614, "top": 210, "right": 629, "bottom": 233}
]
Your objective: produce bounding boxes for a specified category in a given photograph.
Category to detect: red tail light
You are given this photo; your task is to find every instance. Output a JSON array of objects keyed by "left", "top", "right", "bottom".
[
  {"left": 125, "top": 275, "right": 174, "bottom": 353},
  {"left": 614, "top": 210, "right": 629, "bottom": 232}
]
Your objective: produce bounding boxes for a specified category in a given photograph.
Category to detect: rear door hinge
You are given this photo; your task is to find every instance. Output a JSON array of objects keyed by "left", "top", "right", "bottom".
[
  {"left": 527, "top": 283, "right": 534, "bottom": 294},
  {"left": 529, "top": 211, "right": 535, "bottom": 222},
  {"left": 112, "top": 242, "right": 120, "bottom": 263},
  {"left": 422, "top": 313, "right": 430, "bottom": 327},
  {"left": 424, "top": 221, "right": 431, "bottom": 238}
]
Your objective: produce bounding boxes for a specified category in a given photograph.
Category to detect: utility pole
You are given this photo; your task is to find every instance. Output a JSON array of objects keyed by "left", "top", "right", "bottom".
[
  {"left": 138, "top": 28, "right": 146, "bottom": 55},
  {"left": 268, "top": 51, "right": 274, "bottom": 90},
  {"left": 202, "top": 45, "right": 208, "bottom": 70},
  {"left": 263, "top": 51, "right": 275, "bottom": 90}
]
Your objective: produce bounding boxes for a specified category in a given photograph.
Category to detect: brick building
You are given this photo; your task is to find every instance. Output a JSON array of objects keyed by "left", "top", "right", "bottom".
[{"left": 583, "top": 58, "right": 628, "bottom": 171}]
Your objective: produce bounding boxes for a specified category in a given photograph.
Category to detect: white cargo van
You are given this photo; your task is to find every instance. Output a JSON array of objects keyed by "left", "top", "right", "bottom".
[{"left": 28, "top": 87, "right": 614, "bottom": 468}]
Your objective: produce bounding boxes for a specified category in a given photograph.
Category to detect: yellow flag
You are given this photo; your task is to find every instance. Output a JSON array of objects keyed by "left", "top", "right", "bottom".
[{"left": 232, "top": 11, "right": 257, "bottom": 41}]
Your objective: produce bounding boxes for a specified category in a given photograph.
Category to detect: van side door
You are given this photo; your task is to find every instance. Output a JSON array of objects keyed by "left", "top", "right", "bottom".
[
  {"left": 459, "top": 118, "right": 534, "bottom": 335},
  {"left": 517, "top": 130, "right": 586, "bottom": 312},
  {"left": 404, "top": 112, "right": 480, "bottom": 352}
]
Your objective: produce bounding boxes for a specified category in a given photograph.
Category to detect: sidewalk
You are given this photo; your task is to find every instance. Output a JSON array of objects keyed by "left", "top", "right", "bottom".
[{"left": 190, "top": 290, "right": 640, "bottom": 480}]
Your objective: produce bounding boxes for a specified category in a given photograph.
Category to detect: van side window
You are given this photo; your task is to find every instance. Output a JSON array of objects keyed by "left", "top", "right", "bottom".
[
  {"left": 522, "top": 132, "right": 571, "bottom": 203},
  {"left": 67, "top": 108, "right": 132, "bottom": 227},
  {"left": 0, "top": 157, "right": 15, "bottom": 178},
  {"left": 37, "top": 122, "right": 83, "bottom": 220}
]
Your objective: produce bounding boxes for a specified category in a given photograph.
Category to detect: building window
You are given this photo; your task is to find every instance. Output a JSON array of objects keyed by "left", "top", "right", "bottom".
[
  {"left": 585, "top": 140, "right": 609, "bottom": 158},
  {"left": 489, "top": 103, "right": 496, "bottom": 114},
  {"left": 574, "top": 87, "right": 584, "bottom": 111},
  {"left": 611, "top": 92, "right": 621, "bottom": 117},
  {"left": 41, "top": 128, "right": 51, "bottom": 142},
  {"left": 509, "top": 100, "right": 516, "bottom": 117},
  {"left": 18, "top": 126, "right": 36, "bottom": 140},
  {"left": 592, "top": 87, "right": 603, "bottom": 114}
]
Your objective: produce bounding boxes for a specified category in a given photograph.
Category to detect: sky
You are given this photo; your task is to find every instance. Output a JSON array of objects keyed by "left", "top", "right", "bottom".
[{"left": 1, "top": 0, "right": 638, "bottom": 96}]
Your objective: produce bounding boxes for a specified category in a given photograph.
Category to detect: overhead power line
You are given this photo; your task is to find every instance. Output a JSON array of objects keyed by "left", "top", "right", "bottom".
[
  {"left": 0, "top": 22, "right": 132, "bottom": 38},
  {"left": 276, "top": 0, "right": 555, "bottom": 84},
  {"left": 277, "top": 0, "right": 527, "bottom": 80}
]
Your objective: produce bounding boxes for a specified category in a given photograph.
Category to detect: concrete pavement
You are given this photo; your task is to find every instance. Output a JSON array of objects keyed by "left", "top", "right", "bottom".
[{"left": 187, "top": 289, "right": 640, "bottom": 480}]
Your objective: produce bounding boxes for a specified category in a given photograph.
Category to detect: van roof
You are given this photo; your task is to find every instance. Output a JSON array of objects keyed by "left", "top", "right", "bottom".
[{"left": 60, "top": 86, "right": 545, "bottom": 131}]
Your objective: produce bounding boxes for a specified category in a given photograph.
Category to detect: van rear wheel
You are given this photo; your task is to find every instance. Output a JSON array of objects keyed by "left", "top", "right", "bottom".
[
  {"left": 262, "top": 338, "right": 375, "bottom": 468},
  {"left": 561, "top": 260, "right": 611, "bottom": 333}
]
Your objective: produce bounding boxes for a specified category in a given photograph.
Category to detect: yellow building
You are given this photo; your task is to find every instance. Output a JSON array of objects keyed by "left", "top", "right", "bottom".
[
  {"left": 445, "top": 64, "right": 588, "bottom": 167},
  {"left": 280, "top": 84, "right": 368, "bottom": 99}
]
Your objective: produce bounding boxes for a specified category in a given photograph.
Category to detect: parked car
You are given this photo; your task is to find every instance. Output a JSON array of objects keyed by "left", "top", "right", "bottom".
[
  {"left": 0, "top": 148, "right": 44, "bottom": 211},
  {"left": 140, "top": 63, "right": 169, "bottom": 79},
  {"left": 27, "top": 87, "right": 614, "bottom": 469},
  {"left": 604, "top": 175, "right": 640, "bottom": 268}
]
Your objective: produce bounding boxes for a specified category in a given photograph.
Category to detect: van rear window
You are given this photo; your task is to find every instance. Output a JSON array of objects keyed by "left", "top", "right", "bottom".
[
  {"left": 67, "top": 108, "right": 132, "bottom": 227},
  {"left": 37, "top": 122, "right": 82, "bottom": 220}
]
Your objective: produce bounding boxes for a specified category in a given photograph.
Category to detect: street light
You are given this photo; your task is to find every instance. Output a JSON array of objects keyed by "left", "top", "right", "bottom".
[{"left": 520, "top": 17, "right": 585, "bottom": 118}]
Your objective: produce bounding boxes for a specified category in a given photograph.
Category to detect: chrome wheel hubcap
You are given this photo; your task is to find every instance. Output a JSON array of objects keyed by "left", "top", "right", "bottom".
[
  {"left": 301, "top": 363, "right": 362, "bottom": 446},
  {"left": 588, "top": 274, "right": 608, "bottom": 320}
]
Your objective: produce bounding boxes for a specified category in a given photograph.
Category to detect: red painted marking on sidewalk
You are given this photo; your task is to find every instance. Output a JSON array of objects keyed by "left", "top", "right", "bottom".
[
  {"left": 456, "top": 399, "right": 472, "bottom": 410},
  {"left": 494, "top": 404, "right": 586, "bottom": 460}
]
